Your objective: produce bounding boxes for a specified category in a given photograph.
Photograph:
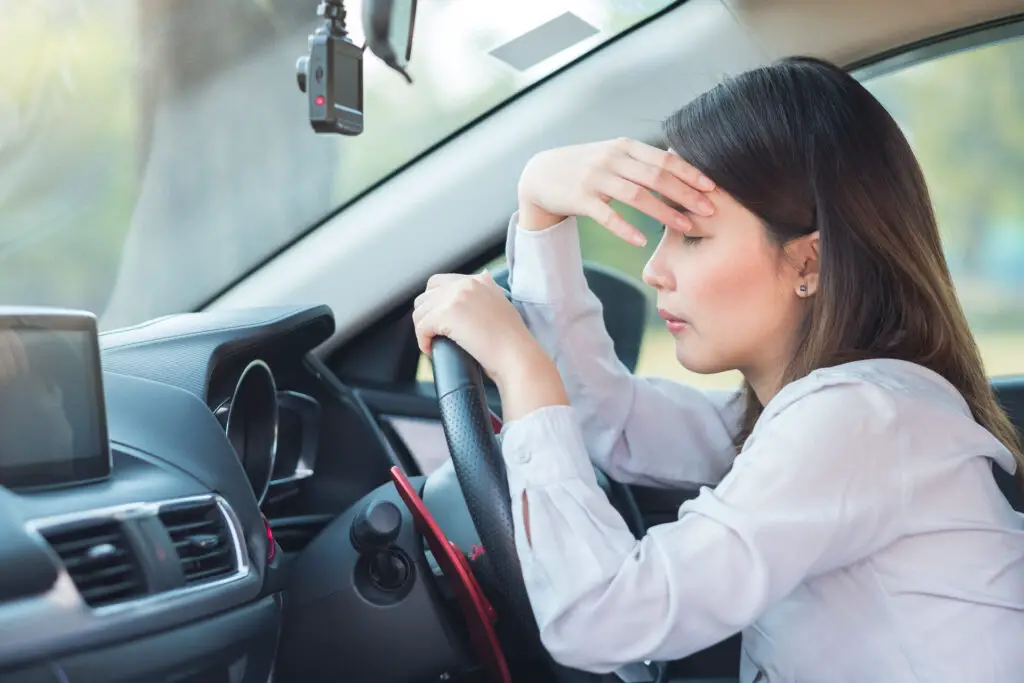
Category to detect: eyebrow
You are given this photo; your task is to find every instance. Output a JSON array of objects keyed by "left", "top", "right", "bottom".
[{"left": 652, "top": 191, "right": 692, "bottom": 217}]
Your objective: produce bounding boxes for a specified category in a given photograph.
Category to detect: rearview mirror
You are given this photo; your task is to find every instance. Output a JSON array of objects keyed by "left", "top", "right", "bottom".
[
  {"left": 491, "top": 262, "right": 648, "bottom": 373},
  {"left": 362, "top": 0, "right": 417, "bottom": 83}
]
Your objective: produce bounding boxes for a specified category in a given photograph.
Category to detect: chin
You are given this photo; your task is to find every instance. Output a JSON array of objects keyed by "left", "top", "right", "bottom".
[{"left": 674, "top": 342, "right": 731, "bottom": 375}]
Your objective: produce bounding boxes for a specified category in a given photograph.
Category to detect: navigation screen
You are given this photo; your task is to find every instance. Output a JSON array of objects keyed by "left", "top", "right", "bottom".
[{"left": 0, "top": 315, "right": 110, "bottom": 490}]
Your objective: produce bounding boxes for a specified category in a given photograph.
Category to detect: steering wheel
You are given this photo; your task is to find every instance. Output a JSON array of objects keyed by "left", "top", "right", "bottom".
[
  {"left": 430, "top": 336, "right": 650, "bottom": 682},
  {"left": 430, "top": 336, "right": 537, "bottom": 634}
]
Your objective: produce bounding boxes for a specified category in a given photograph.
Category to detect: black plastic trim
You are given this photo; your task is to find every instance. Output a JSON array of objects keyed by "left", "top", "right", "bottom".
[
  {"left": 305, "top": 355, "right": 406, "bottom": 471},
  {"left": 54, "top": 594, "right": 280, "bottom": 683}
]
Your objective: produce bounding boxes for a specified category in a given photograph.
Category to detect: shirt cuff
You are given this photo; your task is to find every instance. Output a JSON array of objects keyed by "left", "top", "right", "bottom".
[
  {"left": 500, "top": 404, "right": 597, "bottom": 488},
  {"left": 505, "top": 211, "right": 590, "bottom": 305}
]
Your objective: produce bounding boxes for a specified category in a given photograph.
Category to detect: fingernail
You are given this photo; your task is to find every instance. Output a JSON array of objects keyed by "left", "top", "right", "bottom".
[
  {"left": 675, "top": 215, "right": 692, "bottom": 231},
  {"left": 698, "top": 198, "right": 715, "bottom": 216},
  {"left": 698, "top": 175, "right": 715, "bottom": 191},
  {"left": 632, "top": 233, "right": 647, "bottom": 246}
]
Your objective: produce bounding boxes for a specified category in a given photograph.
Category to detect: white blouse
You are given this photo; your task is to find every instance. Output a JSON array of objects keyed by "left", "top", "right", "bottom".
[{"left": 499, "top": 213, "right": 1024, "bottom": 683}]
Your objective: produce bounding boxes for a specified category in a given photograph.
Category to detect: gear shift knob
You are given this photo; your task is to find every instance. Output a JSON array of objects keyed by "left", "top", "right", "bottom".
[{"left": 350, "top": 499, "right": 402, "bottom": 551}]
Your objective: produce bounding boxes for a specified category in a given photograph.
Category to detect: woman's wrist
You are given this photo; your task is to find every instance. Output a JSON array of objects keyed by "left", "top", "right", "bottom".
[
  {"left": 516, "top": 154, "right": 565, "bottom": 231},
  {"left": 517, "top": 200, "right": 566, "bottom": 232},
  {"left": 494, "top": 340, "right": 568, "bottom": 421}
]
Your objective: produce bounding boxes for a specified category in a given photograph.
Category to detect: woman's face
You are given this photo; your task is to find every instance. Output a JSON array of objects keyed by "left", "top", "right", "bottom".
[{"left": 642, "top": 189, "right": 812, "bottom": 390}]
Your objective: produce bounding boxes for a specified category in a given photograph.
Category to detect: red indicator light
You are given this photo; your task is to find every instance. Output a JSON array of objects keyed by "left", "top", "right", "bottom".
[{"left": 314, "top": 95, "right": 325, "bottom": 107}]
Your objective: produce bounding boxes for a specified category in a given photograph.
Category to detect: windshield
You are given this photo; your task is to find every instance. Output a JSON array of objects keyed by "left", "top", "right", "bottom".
[{"left": 0, "top": 0, "right": 675, "bottom": 330}]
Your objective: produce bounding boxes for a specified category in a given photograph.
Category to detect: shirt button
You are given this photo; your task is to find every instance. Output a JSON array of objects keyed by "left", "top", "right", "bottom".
[{"left": 515, "top": 450, "right": 531, "bottom": 464}]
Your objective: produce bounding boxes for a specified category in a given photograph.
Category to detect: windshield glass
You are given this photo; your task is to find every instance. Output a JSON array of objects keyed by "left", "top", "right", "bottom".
[{"left": 0, "top": 0, "right": 675, "bottom": 329}]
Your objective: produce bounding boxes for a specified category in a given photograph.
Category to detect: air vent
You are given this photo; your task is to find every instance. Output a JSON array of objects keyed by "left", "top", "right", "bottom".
[
  {"left": 41, "top": 520, "right": 146, "bottom": 608},
  {"left": 159, "top": 499, "right": 236, "bottom": 585}
]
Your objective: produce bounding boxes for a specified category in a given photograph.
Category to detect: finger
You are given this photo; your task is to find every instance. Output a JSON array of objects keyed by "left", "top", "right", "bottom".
[
  {"left": 622, "top": 139, "right": 716, "bottom": 192},
  {"left": 426, "top": 273, "right": 466, "bottom": 291},
  {"left": 412, "top": 301, "right": 428, "bottom": 327},
  {"left": 413, "top": 286, "right": 439, "bottom": 313},
  {"left": 413, "top": 287, "right": 445, "bottom": 325},
  {"left": 412, "top": 304, "right": 435, "bottom": 355},
  {"left": 474, "top": 270, "right": 501, "bottom": 290},
  {"left": 581, "top": 197, "right": 647, "bottom": 246},
  {"left": 415, "top": 323, "right": 433, "bottom": 356},
  {"left": 612, "top": 155, "right": 713, "bottom": 223},
  {"left": 415, "top": 309, "right": 450, "bottom": 357},
  {"left": 597, "top": 174, "right": 696, "bottom": 234}
]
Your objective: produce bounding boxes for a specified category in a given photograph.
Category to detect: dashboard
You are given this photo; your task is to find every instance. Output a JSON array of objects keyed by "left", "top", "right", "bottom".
[
  {"left": 0, "top": 302, "right": 557, "bottom": 683},
  {"left": 0, "top": 305, "right": 335, "bottom": 683}
]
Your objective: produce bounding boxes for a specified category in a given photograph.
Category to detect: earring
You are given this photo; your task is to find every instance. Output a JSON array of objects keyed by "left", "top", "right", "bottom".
[{"left": 799, "top": 284, "right": 808, "bottom": 295}]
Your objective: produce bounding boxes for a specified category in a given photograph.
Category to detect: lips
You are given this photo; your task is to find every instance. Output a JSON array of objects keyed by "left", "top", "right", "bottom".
[
  {"left": 658, "top": 308, "right": 689, "bottom": 334},
  {"left": 657, "top": 308, "right": 686, "bottom": 324}
]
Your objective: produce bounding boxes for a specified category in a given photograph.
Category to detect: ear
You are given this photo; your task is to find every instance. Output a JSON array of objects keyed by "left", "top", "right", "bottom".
[{"left": 785, "top": 231, "right": 820, "bottom": 297}]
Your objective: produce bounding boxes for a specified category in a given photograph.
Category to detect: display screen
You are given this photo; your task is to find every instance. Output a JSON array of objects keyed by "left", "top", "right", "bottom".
[
  {"left": 0, "top": 314, "right": 110, "bottom": 490},
  {"left": 332, "top": 44, "right": 363, "bottom": 113}
]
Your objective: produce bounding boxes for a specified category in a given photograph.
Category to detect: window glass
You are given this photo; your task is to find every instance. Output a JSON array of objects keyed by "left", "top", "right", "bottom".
[
  {"left": 862, "top": 36, "right": 1024, "bottom": 377},
  {"left": 0, "top": 0, "right": 676, "bottom": 329}
]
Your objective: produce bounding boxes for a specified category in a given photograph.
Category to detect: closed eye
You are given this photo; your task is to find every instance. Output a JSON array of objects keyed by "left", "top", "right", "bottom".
[{"left": 660, "top": 225, "right": 704, "bottom": 246}]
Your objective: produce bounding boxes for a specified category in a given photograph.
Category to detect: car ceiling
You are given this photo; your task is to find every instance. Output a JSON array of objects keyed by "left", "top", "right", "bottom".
[{"left": 206, "top": 0, "right": 1024, "bottom": 355}]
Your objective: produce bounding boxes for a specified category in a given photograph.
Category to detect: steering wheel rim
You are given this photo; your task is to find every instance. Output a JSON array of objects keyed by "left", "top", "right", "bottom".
[{"left": 430, "top": 336, "right": 538, "bottom": 636}]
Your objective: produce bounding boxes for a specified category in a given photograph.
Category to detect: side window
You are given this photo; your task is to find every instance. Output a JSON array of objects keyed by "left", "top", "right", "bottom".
[{"left": 862, "top": 36, "right": 1024, "bottom": 377}]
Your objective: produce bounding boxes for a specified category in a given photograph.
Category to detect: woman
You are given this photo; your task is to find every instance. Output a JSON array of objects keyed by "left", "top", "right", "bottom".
[{"left": 413, "top": 57, "right": 1024, "bottom": 682}]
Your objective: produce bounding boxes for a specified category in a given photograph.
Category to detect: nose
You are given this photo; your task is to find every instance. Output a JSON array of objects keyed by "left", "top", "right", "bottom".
[{"left": 642, "top": 234, "right": 675, "bottom": 291}]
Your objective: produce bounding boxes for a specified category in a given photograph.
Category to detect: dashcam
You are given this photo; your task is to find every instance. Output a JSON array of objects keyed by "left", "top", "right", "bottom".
[
  {"left": 296, "top": 0, "right": 417, "bottom": 136},
  {"left": 296, "top": 2, "right": 364, "bottom": 136}
]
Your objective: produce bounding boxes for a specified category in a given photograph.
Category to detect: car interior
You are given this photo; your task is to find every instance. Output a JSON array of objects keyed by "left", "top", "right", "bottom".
[{"left": 0, "top": 0, "right": 1022, "bottom": 682}]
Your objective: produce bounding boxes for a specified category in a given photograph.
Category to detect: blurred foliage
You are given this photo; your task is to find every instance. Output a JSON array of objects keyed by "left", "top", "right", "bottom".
[
  {"left": 0, "top": 3, "right": 137, "bottom": 310},
  {"left": 865, "top": 37, "right": 1024, "bottom": 332}
]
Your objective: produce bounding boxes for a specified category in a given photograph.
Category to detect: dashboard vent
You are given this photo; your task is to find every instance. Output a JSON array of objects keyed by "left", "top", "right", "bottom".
[
  {"left": 41, "top": 520, "right": 146, "bottom": 608},
  {"left": 159, "top": 499, "right": 236, "bottom": 585}
]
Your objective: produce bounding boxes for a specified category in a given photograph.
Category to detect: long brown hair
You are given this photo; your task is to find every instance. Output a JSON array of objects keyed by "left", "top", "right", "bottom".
[{"left": 662, "top": 56, "right": 1023, "bottom": 471}]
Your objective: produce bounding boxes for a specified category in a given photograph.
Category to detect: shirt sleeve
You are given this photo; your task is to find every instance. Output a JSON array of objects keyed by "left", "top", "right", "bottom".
[
  {"left": 504, "top": 213, "right": 740, "bottom": 489},
  {"left": 499, "top": 378, "right": 907, "bottom": 673}
]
